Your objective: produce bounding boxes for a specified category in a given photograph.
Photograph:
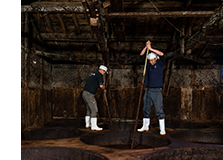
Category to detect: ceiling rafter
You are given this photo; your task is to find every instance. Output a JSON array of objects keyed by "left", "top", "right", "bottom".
[
  {"left": 107, "top": 11, "right": 214, "bottom": 18},
  {"left": 53, "top": 0, "right": 66, "bottom": 34},
  {"left": 82, "top": 0, "right": 107, "bottom": 64},
  {"left": 44, "top": 15, "right": 54, "bottom": 33},
  {"left": 185, "top": 3, "right": 223, "bottom": 51},
  {"left": 21, "top": 0, "right": 223, "bottom": 65},
  {"left": 21, "top": 2, "right": 85, "bottom": 13},
  {"left": 72, "top": 13, "right": 80, "bottom": 34},
  {"left": 124, "top": 1, "right": 220, "bottom": 9},
  {"left": 35, "top": 50, "right": 103, "bottom": 64},
  {"left": 165, "top": 3, "right": 223, "bottom": 63},
  {"left": 57, "top": 13, "right": 67, "bottom": 34},
  {"left": 110, "top": 0, "right": 126, "bottom": 42},
  {"left": 40, "top": 33, "right": 172, "bottom": 42}
]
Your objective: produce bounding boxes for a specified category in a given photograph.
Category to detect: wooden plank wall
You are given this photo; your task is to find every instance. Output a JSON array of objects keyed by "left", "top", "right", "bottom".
[
  {"left": 21, "top": 83, "right": 222, "bottom": 131},
  {"left": 164, "top": 87, "right": 223, "bottom": 121},
  {"left": 49, "top": 86, "right": 222, "bottom": 122},
  {"left": 21, "top": 87, "right": 52, "bottom": 131},
  {"left": 51, "top": 87, "right": 144, "bottom": 120}
]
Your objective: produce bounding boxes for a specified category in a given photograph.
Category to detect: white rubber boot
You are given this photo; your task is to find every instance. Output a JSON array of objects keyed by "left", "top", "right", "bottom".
[
  {"left": 159, "top": 119, "right": 166, "bottom": 135},
  {"left": 85, "top": 116, "right": 91, "bottom": 128},
  {"left": 137, "top": 118, "right": 150, "bottom": 132},
  {"left": 91, "top": 117, "right": 103, "bottom": 131}
]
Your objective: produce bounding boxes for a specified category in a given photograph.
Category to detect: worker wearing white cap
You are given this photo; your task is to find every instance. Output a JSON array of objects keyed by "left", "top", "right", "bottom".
[
  {"left": 82, "top": 65, "right": 108, "bottom": 131},
  {"left": 137, "top": 40, "right": 166, "bottom": 135}
]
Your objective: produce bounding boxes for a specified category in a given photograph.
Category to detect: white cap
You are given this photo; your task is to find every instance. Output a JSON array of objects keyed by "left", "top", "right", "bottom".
[
  {"left": 99, "top": 65, "right": 108, "bottom": 74},
  {"left": 147, "top": 52, "right": 159, "bottom": 59}
]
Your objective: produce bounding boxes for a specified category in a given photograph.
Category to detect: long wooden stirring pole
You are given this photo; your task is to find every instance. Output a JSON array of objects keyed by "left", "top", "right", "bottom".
[
  {"left": 104, "top": 90, "right": 113, "bottom": 130},
  {"left": 131, "top": 48, "right": 149, "bottom": 149}
]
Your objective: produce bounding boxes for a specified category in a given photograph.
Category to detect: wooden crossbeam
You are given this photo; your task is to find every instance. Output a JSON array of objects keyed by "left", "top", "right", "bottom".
[
  {"left": 186, "top": 3, "right": 223, "bottom": 50},
  {"left": 57, "top": 13, "right": 66, "bottom": 34},
  {"left": 24, "top": 13, "right": 29, "bottom": 87},
  {"left": 35, "top": 50, "right": 103, "bottom": 64},
  {"left": 21, "top": 2, "right": 85, "bottom": 13},
  {"left": 82, "top": 0, "right": 108, "bottom": 64},
  {"left": 110, "top": 0, "right": 125, "bottom": 41},
  {"left": 72, "top": 13, "right": 80, "bottom": 33},
  {"left": 166, "top": 3, "right": 223, "bottom": 61},
  {"left": 44, "top": 15, "right": 54, "bottom": 33},
  {"left": 180, "top": 53, "right": 209, "bottom": 64},
  {"left": 124, "top": 2, "right": 220, "bottom": 9},
  {"left": 53, "top": 0, "right": 67, "bottom": 34},
  {"left": 40, "top": 33, "right": 172, "bottom": 42},
  {"left": 186, "top": 0, "right": 193, "bottom": 8},
  {"left": 107, "top": 11, "right": 214, "bottom": 18}
]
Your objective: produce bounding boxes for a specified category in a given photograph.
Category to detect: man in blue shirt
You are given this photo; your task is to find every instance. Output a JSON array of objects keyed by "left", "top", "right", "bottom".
[
  {"left": 82, "top": 65, "right": 108, "bottom": 131},
  {"left": 137, "top": 40, "right": 166, "bottom": 135}
]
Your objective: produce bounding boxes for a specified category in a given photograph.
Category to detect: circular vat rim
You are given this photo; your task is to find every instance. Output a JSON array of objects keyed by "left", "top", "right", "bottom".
[
  {"left": 169, "top": 129, "right": 223, "bottom": 145},
  {"left": 21, "top": 146, "right": 108, "bottom": 160},
  {"left": 143, "top": 146, "right": 223, "bottom": 160},
  {"left": 80, "top": 130, "right": 171, "bottom": 150},
  {"left": 21, "top": 126, "right": 82, "bottom": 140}
]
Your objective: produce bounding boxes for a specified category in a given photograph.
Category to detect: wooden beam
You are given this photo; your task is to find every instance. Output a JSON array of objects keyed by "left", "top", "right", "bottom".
[
  {"left": 35, "top": 50, "right": 103, "bottom": 64},
  {"left": 180, "top": 53, "right": 209, "bottom": 64},
  {"left": 57, "top": 13, "right": 66, "bottom": 34},
  {"left": 36, "top": 50, "right": 68, "bottom": 58},
  {"left": 40, "top": 33, "right": 93, "bottom": 40},
  {"left": 186, "top": 18, "right": 192, "bottom": 54},
  {"left": 198, "top": 42, "right": 209, "bottom": 57},
  {"left": 166, "top": 52, "right": 209, "bottom": 64},
  {"left": 124, "top": 2, "right": 220, "bottom": 9},
  {"left": 53, "top": 0, "right": 66, "bottom": 34},
  {"left": 166, "top": 3, "right": 223, "bottom": 60},
  {"left": 103, "top": 0, "right": 111, "bottom": 8},
  {"left": 110, "top": 0, "right": 125, "bottom": 41},
  {"left": 180, "top": 20, "right": 185, "bottom": 54},
  {"left": 21, "top": 1, "right": 221, "bottom": 13},
  {"left": 44, "top": 15, "right": 54, "bottom": 33},
  {"left": 107, "top": 11, "right": 214, "bottom": 18},
  {"left": 124, "top": 1, "right": 184, "bottom": 9},
  {"left": 209, "top": 46, "right": 221, "bottom": 59},
  {"left": 26, "top": 13, "right": 43, "bottom": 43},
  {"left": 21, "top": 2, "right": 85, "bottom": 13},
  {"left": 72, "top": 13, "right": 80, "bottom": 33},
  {"left": 40, "top": 33, "right": 172, "bottom": 42},
  {"left": 186, "top": 0, "right": 192, "bottom": 8},
  {"left": 82, "top": 0, "right": 108, "bottom": 64},
  {"left": 24, "top": 13, "right": 29, "bottom": 88},
  {"left": 186, "top": 4, "right": 223, "bottom": 50}
]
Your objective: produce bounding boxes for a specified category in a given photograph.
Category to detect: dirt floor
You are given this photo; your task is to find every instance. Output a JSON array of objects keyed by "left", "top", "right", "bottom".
[{"left": 21, "top": 119, "right": 223, "bottom": 160}]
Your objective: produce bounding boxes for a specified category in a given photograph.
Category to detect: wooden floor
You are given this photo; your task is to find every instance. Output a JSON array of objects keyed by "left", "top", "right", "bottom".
[{"left": 21, "top": 122, "right": 223, "bottom": 160}]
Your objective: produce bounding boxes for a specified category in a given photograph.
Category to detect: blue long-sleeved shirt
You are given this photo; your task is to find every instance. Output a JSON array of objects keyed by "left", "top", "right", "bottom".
[{"left": 141, "top": 54, "right": 165, "bottom": 87}]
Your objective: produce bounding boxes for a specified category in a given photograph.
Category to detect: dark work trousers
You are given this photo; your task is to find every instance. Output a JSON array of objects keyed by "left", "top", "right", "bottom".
[
  {"left": 82, "top": 90, "right": 98, "bottom": 117},
  {"left": 143, "top": 87, "right": 165, "bottom": 119}
]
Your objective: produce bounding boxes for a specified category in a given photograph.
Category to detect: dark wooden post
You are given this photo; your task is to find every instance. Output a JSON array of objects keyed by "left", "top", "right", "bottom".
[
  {"left": 180, "top": 19, "right": 185, "bottom": 54},
  {"left": 24, "top": 12, "right": 29, "bottom": 88}
]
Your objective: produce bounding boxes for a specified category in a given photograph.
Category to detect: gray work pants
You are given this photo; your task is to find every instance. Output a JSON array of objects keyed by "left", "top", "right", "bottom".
[
  {"left": 143, "top": 87, "right": 165, "bottom": 119},
  {"left": 82, "top": 90, "right": 98, "bottom": 117}
]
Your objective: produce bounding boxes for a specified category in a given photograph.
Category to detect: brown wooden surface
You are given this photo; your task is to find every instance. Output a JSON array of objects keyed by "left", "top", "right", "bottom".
[{"left": 21, "top": 88, "right": 52, "bottom": 131}]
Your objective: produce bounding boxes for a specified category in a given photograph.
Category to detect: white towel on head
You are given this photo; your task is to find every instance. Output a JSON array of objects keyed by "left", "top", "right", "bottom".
[{"left": 147, "top": 52, "right": 159, "bottom": 59}]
